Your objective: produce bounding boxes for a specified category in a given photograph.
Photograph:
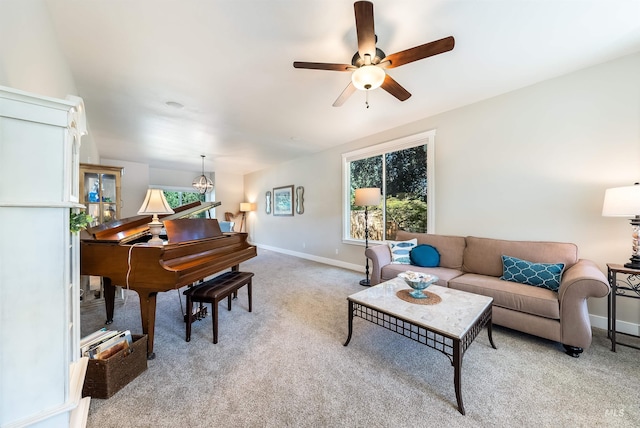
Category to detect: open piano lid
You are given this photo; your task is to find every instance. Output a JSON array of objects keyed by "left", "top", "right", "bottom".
[
  {"left": 84, "top": 201, "right": 221, "bottom": 244},
  {"left": 163, "top": 218, "right": 223, "bottom": 244}
]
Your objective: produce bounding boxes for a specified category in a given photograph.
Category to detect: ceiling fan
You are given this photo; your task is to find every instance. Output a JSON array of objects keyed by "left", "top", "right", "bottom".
[{"left": 293, "top": 1, "right": 455, "bottom": 107}]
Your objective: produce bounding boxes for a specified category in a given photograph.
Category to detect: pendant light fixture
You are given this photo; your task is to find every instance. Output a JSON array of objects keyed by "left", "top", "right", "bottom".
[{"left": 192, "top": 155, "right": 213, "bottom": 194}]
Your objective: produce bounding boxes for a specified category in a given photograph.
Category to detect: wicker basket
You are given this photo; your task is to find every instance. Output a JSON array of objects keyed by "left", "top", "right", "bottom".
[{"left": 82, "top": 334, "right": 148, "bottom": 399}]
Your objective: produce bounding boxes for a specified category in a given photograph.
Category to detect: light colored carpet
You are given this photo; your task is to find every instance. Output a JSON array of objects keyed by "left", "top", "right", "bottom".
[{"left": 81, "top": 249, "right": 639, "bottom": 428}]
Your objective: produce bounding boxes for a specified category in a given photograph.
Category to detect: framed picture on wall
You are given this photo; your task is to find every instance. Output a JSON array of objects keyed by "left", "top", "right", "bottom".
[
  {"left": 273, "top": 185, "right": 294, "bottom": 216},
  {"left": 265, "top": 191, "right": 272, "bottom": 214}
]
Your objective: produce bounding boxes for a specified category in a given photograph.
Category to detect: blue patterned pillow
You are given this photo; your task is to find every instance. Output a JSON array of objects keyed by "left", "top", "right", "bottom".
[
  {"left": 388, "top": 239, "right": 418, "bottom": 264},
  {"left": 500, "top": 255, "right": 565, "bottom": 291}
]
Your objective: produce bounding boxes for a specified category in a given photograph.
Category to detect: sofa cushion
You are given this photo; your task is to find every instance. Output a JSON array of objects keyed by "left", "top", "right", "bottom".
[
  {"left": 449, "top": 273, "right": 560, "bottom": 319},
  {"left": 396, "top": 231, "right": 466, "bottom": 269},
  {"left": 381, "top": 264, "right": 463, "bottom": 287},
  {"left": 388, "top": 238, "right": 417, "bottom": 264},
  {"left": 462, "top": 236, "right": 578, "bottom": 277},
  {"left": 410, "top": 244, "right": 440, "bottom": 267},
  {"left": 500, "top": 255, "right": 565, "bottom": 291}
]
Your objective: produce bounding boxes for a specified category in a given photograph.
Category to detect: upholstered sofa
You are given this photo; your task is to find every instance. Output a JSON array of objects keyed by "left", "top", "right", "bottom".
[{"left": 365, "top": 231, "right": 610, "bottom": 357}]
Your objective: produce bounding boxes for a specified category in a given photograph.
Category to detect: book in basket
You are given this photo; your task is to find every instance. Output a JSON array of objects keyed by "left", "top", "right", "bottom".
[{"left": 86, "top": 330, "right": 133, "bottom": 359}]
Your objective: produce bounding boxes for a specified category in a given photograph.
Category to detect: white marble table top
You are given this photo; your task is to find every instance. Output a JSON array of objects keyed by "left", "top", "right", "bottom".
[{"left": 348, "top": 277, "right": 493, "bottom": 339}]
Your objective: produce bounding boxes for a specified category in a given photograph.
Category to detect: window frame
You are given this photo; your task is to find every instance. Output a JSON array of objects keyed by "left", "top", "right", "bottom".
[
  {"left": 150, "top": 184, "right": 215, "bottom": 214},
  {"left": 341, "top": 129, "right": 436, "bottom": 245}
]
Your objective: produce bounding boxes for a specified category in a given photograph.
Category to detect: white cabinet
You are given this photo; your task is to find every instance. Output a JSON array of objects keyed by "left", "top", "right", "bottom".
[{"left": 0, "top": 86, "right": 89, "bottom": 427}]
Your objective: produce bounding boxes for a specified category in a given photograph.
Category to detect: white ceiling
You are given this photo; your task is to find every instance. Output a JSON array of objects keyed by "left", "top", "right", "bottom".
[{"left": 44, "top": 0, "right": 640, "bottom": 175}]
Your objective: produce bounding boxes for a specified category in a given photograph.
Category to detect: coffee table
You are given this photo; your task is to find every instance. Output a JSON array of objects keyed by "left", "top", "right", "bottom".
[{"left": 344, "top": 277, "right": 496, "bottom": 415}]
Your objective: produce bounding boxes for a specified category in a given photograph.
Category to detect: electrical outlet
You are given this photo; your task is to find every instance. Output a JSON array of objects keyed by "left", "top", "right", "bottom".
[
  {"left": 302, "top": 242, "right": 306, "bottom": 249},
  {"left": 335, "top": 248, "right": 339, "bottom": 255}
]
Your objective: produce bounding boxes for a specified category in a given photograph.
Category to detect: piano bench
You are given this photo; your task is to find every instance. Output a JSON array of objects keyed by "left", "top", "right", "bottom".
[{"left": 183, "top": 271, "right": 254, "bottom": 344}]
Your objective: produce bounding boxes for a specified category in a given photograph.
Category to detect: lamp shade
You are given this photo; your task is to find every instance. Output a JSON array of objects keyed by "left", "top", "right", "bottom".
[
  {"left": 355, "top": 188, "right": 381, "bottom": 207},
  {"left": 351, "top": 65, "right": 385, "bottom": 91},
  {"left": 137, "top": 189, "right": 175, "bottom": 215},
  {"left": 240, "top": 202, "right": 253, "bottom": 212},
  {"left": 602, "top": 183, "right": 640, "bottom": 217}
]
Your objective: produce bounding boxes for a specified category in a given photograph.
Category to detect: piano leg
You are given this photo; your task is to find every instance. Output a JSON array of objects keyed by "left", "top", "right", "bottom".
[
  {"left": 138, "top": 291, "right": 158, "bottom": 360},
  {"left": 103, "top": 277, "right": 116, "bottom": 324},
  {"left": 103, "top": 279, "right": 158, "bottom": 359}
]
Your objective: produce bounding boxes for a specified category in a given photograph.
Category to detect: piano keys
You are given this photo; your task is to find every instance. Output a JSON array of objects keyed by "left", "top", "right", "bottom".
[{"left": 80, "top": 201, "right": 257, "bottom": 358}]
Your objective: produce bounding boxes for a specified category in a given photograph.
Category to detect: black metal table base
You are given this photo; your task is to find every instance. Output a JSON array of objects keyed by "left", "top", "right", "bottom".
[
  {"left": 344, "top": 300, "right": 496, "bottom": 415},
  {"left": 607, "top": 264, "right": 640, "bottom": 352}
]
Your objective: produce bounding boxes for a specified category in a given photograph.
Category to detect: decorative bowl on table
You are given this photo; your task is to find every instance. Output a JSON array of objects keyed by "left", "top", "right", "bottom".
[{"left": 397, "top": 271, "right": 439, "bottom": 299}]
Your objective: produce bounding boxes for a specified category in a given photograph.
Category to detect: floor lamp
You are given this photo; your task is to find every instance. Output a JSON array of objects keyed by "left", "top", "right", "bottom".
[
  {"left": 355, "top": 188, "right": 381, "bottom": 286},
  {"left": 239, "top": 202, "right": 255, "bottom": 233}
]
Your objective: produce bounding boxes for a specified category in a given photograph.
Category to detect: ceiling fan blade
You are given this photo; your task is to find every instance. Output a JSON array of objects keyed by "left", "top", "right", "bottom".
[
  {"left": 354, "top": 1, "right": 376, "bottom": 61},
  {"left": 381, "top": 74, "right": 411, "bottom": 101},
  {"left": 293, "top": 61, "right": 354, "bottom": 72},
  {"left": 333, "top": 82, "right": 357, "bottom": 107},
  {"left": 382, "top": 36, "right": 455, "bottom": 69}
]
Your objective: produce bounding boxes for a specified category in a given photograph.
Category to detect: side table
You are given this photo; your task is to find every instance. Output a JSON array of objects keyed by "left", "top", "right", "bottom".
[{"left": 607, "top": 263, "right": 640, "bottom": 351}]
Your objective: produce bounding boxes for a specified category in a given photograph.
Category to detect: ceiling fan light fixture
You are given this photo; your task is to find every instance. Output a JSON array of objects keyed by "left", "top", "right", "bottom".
[{"left": 351, "top": 65, "right": 385, "bottom": 91}]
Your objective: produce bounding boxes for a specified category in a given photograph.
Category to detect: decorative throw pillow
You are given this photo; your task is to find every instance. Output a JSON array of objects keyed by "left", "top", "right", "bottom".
[
  {"left": 410, "top": 244, "right": 440, "bottom": 267},
  {"left": 500, "top": 255, "right": 565, "bottom": 291},
  {"left": 388, "top": 239, "right": 418, "bottom": 264}
]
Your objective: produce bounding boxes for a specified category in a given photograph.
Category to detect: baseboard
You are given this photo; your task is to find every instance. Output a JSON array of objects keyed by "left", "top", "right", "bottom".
[
  {"left": 254, "top": 243, "right": 364, "bottom": 273},
  {"left": 591, "top": 314, "right": 640, "bottom": 336}
]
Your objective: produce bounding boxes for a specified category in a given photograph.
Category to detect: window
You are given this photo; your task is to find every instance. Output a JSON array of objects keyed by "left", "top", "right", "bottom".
[
  {"left": 153, "top": 186, "right": 212, "bottom": 218},
  {"left": 163, "top": 190, "right": 205, "bottom": 208},
  {"left": 343, "top": 130, "right": 435, "bottom": 243}
]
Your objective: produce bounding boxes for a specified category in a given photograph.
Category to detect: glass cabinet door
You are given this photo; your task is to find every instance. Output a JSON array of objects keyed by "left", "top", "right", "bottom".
[
  {"left": 83, "top": 172, "right": 101, "bottom": 225},
  {"left": 100, "top": 173, "right": 117, "bottom": 223},
  {"left": 80, "top": 164, "right": 122, "bottom": 225}
]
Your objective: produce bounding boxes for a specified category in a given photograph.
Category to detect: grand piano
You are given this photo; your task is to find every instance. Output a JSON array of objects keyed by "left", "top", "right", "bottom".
[{"left": 80, "top": 201, "right": 257, "bottom": 358}]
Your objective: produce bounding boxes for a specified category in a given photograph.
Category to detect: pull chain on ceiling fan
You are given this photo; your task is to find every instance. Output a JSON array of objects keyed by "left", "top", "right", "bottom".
[{"left": 293, "top": 1, "right": 455, "bottom": 107}]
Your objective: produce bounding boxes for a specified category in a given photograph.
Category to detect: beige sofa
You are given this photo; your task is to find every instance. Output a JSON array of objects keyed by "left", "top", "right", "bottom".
[{"left": 365, "top": 231, "right": 610, "bottom": 357}]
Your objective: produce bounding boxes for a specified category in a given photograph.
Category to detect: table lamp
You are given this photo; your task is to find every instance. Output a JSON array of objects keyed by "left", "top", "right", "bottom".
[
  {"left": 602, "top": 183, "right": 640, "bottom": 269},
  {"left": 355, "top": 187, "right": 381, "bottom": 286},
  {"left": 137, "top": 189, "right": 175, "bottom": 246}
]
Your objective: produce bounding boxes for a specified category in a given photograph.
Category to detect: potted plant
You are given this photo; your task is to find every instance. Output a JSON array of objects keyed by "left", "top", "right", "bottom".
[{"left": 70, "top": 210, "right": 94, "bottom": 233}]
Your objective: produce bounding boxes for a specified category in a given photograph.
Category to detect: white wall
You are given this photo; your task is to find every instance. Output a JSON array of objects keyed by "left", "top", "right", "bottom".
[
  {"left": 102, "top": 160, "right": 244, "bottom": 222},
  {"left": 101, "top": 158, "right": 150, "bottom": 218},
  {"left": 216, "top": 170, "right": 245, "bottom": 231},
  {"left": 0, "top": 1, "right": 75, "bottom": 99},
  {"left": 0, "top": 0, "right": 100, "bottom": 164},
  {"left": 247, "top": 151, "right": 355, "bottom": 261},
  {"left": 149, "top": 167, "right": 205, "bottom": 190},
  {"left": 246, "top": 52, "right": 640, "bottom": 325},
  {"left": 149, "top": 166, "right": 242, "bottom": 222}
]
